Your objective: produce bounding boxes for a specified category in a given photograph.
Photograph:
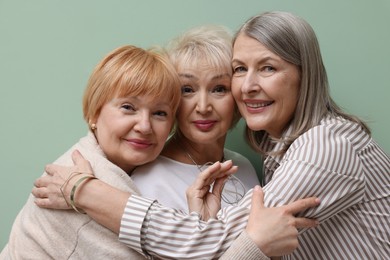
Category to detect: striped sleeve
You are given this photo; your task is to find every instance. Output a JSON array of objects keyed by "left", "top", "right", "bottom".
[
  {"left": 263, "top": 122, "right": 366, "bottom": 222},
  {"left": 119, "top": 195, "right": 155, "bottom": 256},
  {"left": 119, "top": 192, "right": 253, "bottom": 259}
]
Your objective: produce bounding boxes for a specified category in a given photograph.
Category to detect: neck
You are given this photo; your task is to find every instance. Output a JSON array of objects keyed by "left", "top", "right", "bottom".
[{"left": 162, "top": 133, "right": 225, "bottom": 165}]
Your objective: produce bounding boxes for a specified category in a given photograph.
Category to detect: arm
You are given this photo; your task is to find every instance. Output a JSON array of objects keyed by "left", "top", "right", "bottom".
[
  {"left": 33, "top": 150, "right": 129, "bottom": 234},
  {"left": 34, "top": 150, "right": 319, "bottom": 259},
  {"left": 261, "top": 126, "right": 365, "bottom": 223},
  {"left": 33, "top": 150, "right": 237, "bottom": 234}
]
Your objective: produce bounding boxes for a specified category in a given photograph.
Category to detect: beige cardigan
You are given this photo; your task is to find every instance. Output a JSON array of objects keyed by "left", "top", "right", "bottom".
[{"left": 1, "top": 132, "right": 146, "bottom": 260}]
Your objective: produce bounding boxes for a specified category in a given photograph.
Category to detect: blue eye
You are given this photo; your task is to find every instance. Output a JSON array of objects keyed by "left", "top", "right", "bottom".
[
  {"left": 233, "top": 66, "right": 247, "bottom": 74},
  {"left": 263, "top": 66, "right": 275, "bottom": 72}
]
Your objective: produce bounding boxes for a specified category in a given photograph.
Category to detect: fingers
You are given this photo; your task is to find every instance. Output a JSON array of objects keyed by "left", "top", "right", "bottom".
[
  {"left": 34, "top": 198, "right": 52, "bottom": 208},
  {"left": 72, "top": 150, "right": 95, "bottom": 174},
  {"left": 294, "top": 217, "right": 319, "bottom": 229},
  {"left": 251, "top": 185, "right": 265, "bottom": 210},
  {"left": 211, "top": 176, "right": 228, "bottom": 198},
  {"left": 72, "top": 150, "right": 85, "bottom": 164},
  {"left": 204, "top": 160, "right": 235, "bottom": 180},
  {"left": 45, "top": 164, "right": 69, "bottom": 177},
  {"left": 31, "top": 186, "right": 48, "bottom": 199},
  {"left": 33, "top": 175, "right": 51, "bottom": 188},
  {"left": 286, "top": 197, "right": 320, "bottom": 215}
]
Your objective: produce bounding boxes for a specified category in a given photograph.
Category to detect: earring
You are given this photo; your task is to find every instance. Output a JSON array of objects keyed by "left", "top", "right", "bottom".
[{"left": 90, "top": 123, "right": 97, "bottom": 130}]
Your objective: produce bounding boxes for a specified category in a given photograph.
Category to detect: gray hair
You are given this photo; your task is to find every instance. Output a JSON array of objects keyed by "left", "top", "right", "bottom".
[{"left": 234, "top": 11, "right": 370, "bottom": 154}]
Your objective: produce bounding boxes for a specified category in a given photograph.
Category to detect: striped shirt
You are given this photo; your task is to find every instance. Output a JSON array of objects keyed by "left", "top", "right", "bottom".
[{"left": 119, "top": 116, "right": 390, "bottom": 259}]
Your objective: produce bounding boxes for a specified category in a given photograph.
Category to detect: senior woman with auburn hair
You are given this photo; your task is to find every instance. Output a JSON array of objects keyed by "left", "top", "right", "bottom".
[{"left": 1, "top": 45, "right": 183, "bottom": 259}]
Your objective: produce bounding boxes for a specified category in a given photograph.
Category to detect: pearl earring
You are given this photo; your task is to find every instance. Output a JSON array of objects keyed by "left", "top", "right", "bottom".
[{"left": 91, "top": 123, "right": 97, "bottom": 130}]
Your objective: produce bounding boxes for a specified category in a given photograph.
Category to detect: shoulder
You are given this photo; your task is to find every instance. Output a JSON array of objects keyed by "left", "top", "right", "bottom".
[
  {"left": 285, "top": 117, "right": 370, "bottom": 173},
  {"left": 224, "top": 149, "right": 260, "bottom": 185},
  {"left": 293, "top": 116, "right": 371, "bottom": 152},
  {"left": 224, "top": 149, "right": 254, "bottom": 164}
]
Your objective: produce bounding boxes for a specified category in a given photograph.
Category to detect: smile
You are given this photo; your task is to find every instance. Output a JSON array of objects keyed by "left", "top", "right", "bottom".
[{"left": 245, "top": 101, "right": 273, "bottom": 108}]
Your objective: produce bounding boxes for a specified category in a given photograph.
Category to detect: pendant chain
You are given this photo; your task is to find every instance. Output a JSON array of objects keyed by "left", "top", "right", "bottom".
[{"left": 182, "top": 145, "right": 246, "bottom": 206}]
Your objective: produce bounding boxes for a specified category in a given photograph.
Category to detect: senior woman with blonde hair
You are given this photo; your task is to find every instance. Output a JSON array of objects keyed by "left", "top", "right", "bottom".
[{"left": 131, "top": 24, "right": 259, "bottom": 212}]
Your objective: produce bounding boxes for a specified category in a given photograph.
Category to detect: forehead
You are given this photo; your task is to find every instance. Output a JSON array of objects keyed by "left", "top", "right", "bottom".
[
  {"left": 234, "top": 35, "right": 268, "bottom": 55},
  {"left": 113, "top": 95, "right": 172, "bottom": 108},
  {"left": 177, "top": 52, "right": 231, "bottom": 69},
  {"left": 233, "top": 34, "right": 285, "bottom": 65},
  {"left": 178, "top": 59, "right": 231, "bottom": 78}
]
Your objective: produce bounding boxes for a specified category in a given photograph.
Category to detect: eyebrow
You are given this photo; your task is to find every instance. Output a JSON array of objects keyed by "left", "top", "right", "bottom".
[
  {"left": 178, "top": 73, "right": 196, "bottom": 79},
  {"left": 232, "top": 55, "right": 277, "bottom": 64},
  {"left": 178, "top": 73, "right": 230, "bottom": 81}
]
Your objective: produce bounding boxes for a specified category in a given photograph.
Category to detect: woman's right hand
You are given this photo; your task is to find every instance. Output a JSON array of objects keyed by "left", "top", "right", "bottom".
[
  {"left": 246, "top": 186, "right": 320, "bottom": 257},
  {"left": 32, "top": 149, "right": 94, "bottom": 210},
  {"left": 186, "top": 160, "right": 237, "bottom": 220}
]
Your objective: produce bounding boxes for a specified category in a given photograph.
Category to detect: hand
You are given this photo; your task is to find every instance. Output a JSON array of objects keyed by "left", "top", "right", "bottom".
[
  {"left": 246, "top": 186, "right": 320, "bottom": 257},
  {"left": 186, "top": 160, "right": 237, "bottom": 220},
  {"left": 32, "top": 150, "right": 94, "bottom": 209}
]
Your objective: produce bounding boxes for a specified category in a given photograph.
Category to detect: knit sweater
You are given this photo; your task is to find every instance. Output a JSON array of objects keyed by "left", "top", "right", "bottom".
[{"left": 0, "top": 132, "right": 145, "bottom": 260}]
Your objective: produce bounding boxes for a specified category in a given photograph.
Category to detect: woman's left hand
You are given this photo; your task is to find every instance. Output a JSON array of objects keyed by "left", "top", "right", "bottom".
[
  {"left": 186, "top": 160, "right": 237, "bottom": 220},
  {"left": 32, "top": 150, "right": 94, "bottom": 209}
]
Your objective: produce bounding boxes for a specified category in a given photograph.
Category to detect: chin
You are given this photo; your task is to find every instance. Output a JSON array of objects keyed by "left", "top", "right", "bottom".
[{"left": 245, "top": 120, "right": 265, "bottom": 132}]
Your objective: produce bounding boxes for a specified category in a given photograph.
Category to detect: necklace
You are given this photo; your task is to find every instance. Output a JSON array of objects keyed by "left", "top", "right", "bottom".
[
  {"left": 183, "top": 146, "right": 224, "bottom": 170},
  {"left": 183, "top": 147, "right": 246, "bottom": 205}
]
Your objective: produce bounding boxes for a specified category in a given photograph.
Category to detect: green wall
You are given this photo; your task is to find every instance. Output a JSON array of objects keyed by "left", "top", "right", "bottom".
[{"left": 1, "top": 0, "right": 389, "bottom": 249}]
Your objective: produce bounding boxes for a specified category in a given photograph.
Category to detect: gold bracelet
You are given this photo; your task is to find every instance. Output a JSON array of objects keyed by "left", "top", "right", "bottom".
[{"left": 69, "top": 175, "right": 96, "bottom": 214}]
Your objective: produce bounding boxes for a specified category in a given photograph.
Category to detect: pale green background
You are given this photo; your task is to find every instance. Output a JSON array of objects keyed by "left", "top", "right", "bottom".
[{"left": 1, "top": 0, "right": 389, "bottom": 249}]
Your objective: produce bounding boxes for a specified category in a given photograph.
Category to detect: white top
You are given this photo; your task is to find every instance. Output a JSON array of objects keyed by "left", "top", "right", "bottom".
[{"left": 132, "top": 149, "right": 260, "bottom": 212}]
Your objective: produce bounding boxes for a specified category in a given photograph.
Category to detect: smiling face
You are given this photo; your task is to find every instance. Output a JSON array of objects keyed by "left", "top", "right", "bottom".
[
  {"left": 176, "top": 63, "right": 234, "bottom": 145},
  {"left": 232, "top": 34, "right": 301, "bottom": 138},
  {"left": 93, "top": 95, "right": 174, "bottom": 173}
]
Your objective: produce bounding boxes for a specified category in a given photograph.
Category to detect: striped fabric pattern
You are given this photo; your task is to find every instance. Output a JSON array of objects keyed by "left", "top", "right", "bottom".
[{"left": 120, "top": 116, "right": 390, "bottom": 259}]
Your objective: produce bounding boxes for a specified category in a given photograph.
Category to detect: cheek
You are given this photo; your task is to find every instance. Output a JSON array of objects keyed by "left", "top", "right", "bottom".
[
  {"left": 176, "top": 102, "right": 191, "bottom": 124},
  {"left": 222, "top": 97, "right": 236, "bottom": 121},
  {"left": 154, "top": 129, "right": 171, "bottom": 152},
  {"left": 231, "top": 80, "right": 241, "bottom": 101},
  {"left": 231, "top": 78, "right": 240, "bottom": 98}
]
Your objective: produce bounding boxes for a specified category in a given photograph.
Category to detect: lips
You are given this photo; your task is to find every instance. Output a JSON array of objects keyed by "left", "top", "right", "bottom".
[
  {"left": 193, "top": 120, "right": 216, "bottom": 131},
  {"left": 246, "top": 100, "right": 273, "bottom": 108},
  {"left": 125, "top": 138, "right": 152, "bottom": 149},
  {"left": 243, "top": 100, "right": 274, "bottom": 112}
]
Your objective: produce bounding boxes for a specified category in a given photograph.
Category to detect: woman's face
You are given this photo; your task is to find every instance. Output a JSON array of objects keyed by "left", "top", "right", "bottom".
[
  {"left": 94, "top": 94, "right": 174, "bottom": 172},
  {"left": 176, "top": 63, "right": 234, "bottom": 145},
  {"left": 232, "top": 34, "right": 300, "bottom": 137}
]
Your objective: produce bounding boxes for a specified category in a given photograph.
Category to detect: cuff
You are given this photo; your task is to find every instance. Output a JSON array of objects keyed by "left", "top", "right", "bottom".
[
  {"left": 119, "top": 195, "right": 156, "bottom": 255},
  {"left": 219, "top": 230, "right": 270, "bottom": 260}
]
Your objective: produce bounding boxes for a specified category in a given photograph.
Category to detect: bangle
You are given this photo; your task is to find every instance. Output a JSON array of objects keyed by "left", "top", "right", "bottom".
[
  {"left": 69, "top": 175, "right": 96, "bottom": 214},
  {"left": 60, "top": 171, "right": 83, "bottom": 207}
]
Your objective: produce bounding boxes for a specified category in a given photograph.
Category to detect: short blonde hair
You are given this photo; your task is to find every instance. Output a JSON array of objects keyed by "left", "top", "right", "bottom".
[{"left": 83, "top": 45, "right": 181, "bottom": 127}]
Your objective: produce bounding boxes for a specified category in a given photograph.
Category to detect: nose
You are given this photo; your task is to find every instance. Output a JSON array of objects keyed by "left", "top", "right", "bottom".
[
  {"left": 196, "top": 91, "right": 212, "bottom": 114},
  {"left": 134, "top": 112, "right": 152, "bottom": 134},
  {"left": 241, "top": 71, "right": 261, "bottom": 94}
]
